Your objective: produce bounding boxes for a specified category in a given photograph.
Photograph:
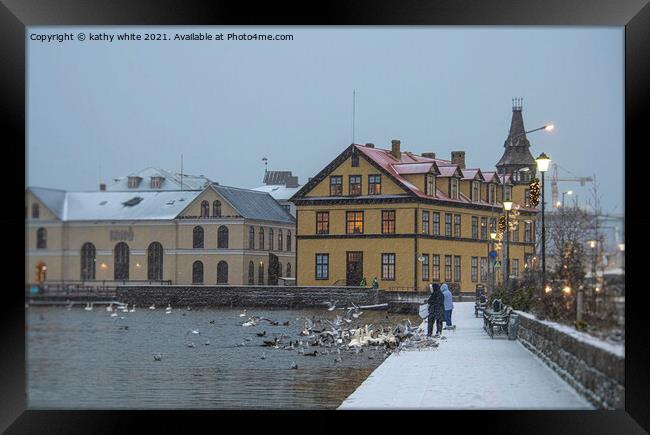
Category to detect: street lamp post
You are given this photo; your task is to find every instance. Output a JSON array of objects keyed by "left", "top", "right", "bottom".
[
  {"left": 490, "top": 231, "right": 497, "bottom": 295},
  {"left": 503, "top": 201, "right": 513, "bottom": 285},
  {"left": 536, "top": 153, "right": 551, "bottom": 296},
  {"left": 561, "top": 190, "right": 573, "bottom": 208}
]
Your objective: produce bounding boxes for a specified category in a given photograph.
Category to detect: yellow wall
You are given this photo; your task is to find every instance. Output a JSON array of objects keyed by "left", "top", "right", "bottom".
[
  {"left": 25, "top": 189, "right": 295, "bottom": 286},
  {"left": 305, "top": 153, "right": 406, "bottom": 197}
]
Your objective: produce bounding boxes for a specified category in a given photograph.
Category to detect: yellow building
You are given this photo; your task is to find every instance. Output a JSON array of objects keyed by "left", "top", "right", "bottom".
[
  {"left": 291, "top": 106, "right": 540, "bottom": 291},
  {"left": 26, "top": 180, "right": 295, "bottom": 286}
]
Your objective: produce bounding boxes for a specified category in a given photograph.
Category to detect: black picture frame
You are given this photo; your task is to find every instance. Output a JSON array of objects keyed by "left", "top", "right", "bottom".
[{"left": 2, "top": 0, "right": 649, "bottom": 433}]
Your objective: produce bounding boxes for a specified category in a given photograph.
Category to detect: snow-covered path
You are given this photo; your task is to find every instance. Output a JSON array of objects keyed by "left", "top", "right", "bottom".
[{"left": 338, "top": 302, "right": 593, "bottom": 409}]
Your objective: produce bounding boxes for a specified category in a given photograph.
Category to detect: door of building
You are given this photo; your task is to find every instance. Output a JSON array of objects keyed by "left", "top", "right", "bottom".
[{"left": 346, "top": 251, "right": 363, "bottom": 286}]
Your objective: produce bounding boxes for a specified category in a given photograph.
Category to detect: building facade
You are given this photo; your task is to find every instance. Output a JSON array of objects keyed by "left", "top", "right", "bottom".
[
  {"left": 291, "top": 107, "right": 540, "bottom": 291},
  {"left": 26, "top": 183, "right": 296, "bottom": 286}
]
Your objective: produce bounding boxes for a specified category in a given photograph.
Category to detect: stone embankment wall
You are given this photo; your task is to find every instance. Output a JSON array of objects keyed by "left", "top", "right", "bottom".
[
  {"left": 117, "top": 285, "right": 381, "bottom": 309},
  {"left": 516, "top": 312, "right": 624, "bottom": 409}
]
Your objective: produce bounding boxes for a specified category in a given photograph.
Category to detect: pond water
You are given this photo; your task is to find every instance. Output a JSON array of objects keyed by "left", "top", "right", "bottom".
[{"left": 26, "top": 306, "right": 419, "bottom": 409}]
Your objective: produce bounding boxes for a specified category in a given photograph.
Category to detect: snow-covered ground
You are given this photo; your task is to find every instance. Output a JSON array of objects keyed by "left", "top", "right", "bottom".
[{"left": 338, "top": 302, "right": 593, "bottom": 409}]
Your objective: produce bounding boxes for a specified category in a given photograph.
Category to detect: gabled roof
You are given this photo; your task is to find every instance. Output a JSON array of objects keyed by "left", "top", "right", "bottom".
[
  {"left": 461, "top": 168, "right": 485, "bottom": 181},
  {"left": 291, "top": 142, "right": 538, "bottom": 211},
  {"left": 436, "top": 165, "right": 464, "bottom": 178},
  {"left": 212, "top": 184, "right": 294, "bottom": 223},
  {"left": 481, "top": 171, "right": 503, "bottom": 184},
  {"left": 29, "top": 187, "right": 67, "bottom": 219},
  {"left": 27, "top": 184, "right": 295, "bottom": 224},
  {"left": 392, "top": 162, "right": 440, "bottom": 175}
]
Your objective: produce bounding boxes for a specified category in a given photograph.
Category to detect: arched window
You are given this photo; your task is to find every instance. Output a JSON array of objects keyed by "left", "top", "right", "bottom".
[
  {"left": 114, "top": 242, "right": 129, "bottom": 280},
  {"left": 248, "top": 227, "right": 255, "bottom": 249},
  {"left": 32, "top": 203, "right": 40, "bottom": 219},
  {"left": 286, "top": 230, "right": 292, "bottom": 252},
  {"left": 269, "top": 228, "right": 274, "bottom": 250},
  {"left": 259, "top": 227, "right": 265, "bottom": 250},
  {"left": 192, "top": 261, "right": 204, "bottom": 284},
  {"left": 80, "top": 242, "right": 96, "bottom": 280},
  {"left": 213, "top": 200, "right": 222, "bottom": 217},
  {"left": 193, "top": 226, "right": 204, "bottom": 249},
  {"left": 217, "top": 261, "right": 228, "bottom": 284},
  {"left": 36, "top": 228, "right": 47, "bottom": 249},
  {"left": 277, "top": 229, "right": 283, "bottom": 251},
  {"left": 248, "top": 261, "right": 255, "bottom": 285},
  {"left": 200, "top": 200, "right": 209, "bottom": 218},
  {"left": 147, "top": 242, "right": 163, "bottom": 281},
  {"left": 286, "top": 263, "right": 291, "bottom": 278},
  {"left": 258, "top": 262, "right": 264, "bottom": 285},
  {"left": 217, "top": 226, "right": 229, "bottom": 248}
]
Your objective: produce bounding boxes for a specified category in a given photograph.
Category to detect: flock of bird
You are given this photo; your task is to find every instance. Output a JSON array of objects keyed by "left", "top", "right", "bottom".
[{"left": 59, "top": 299, "right": 440, "bottom": 367}]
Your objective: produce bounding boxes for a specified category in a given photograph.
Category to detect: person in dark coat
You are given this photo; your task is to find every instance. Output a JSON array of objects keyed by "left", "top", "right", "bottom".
[{"left": 426, "top": 283, "right": 445, "bottom": 337}]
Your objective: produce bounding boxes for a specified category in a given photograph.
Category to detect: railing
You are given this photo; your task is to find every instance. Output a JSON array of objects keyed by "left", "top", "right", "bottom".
[
  {"left": 26, "top": 283, "right": 118, "bottom": 300},
  {"left": 32, "top": 279, "right": 173, "bottom": 287}
]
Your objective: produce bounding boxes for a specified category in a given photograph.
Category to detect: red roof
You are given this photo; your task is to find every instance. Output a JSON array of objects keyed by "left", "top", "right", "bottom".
[{"left": 354, "top": 143, "right": 538, "bottom": 212}]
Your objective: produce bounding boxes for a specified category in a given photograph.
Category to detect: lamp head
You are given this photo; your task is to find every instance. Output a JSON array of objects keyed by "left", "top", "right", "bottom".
[
  {"left": 535, "top": 152, "right": 551, "bottom": 173},
  {"left": 544, "top": 124, "right": 555, "bottom": 132},
  {"left": 490, "top": 231, "right": 497, "bottom": 240},
  {"left": 503, "top": 201, "right": 513, "bottom": 211}
]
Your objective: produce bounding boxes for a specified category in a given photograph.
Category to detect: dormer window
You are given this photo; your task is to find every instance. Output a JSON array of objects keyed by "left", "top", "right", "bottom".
[
  {"left": 150, "top": 176, "right": 164, "bottom": 189},
  {"left": 488, "top": 184, "right": 496, "bottom": 204},
  {"left": 127, "top": 176, "right": 142, "bottom": 189},
  {"left": 504, "top": 186, "right": 512, "bottom": 202},
  {"left": 471, "top": 181, "right": 480, "bottom": 201},
  {"left": 31, "top": 203, "right": 40, "bottom": 219},
  {"left": 426, "top": 174, "right": 436, "bottom": 196},
  {"left": 450, "top": 178, "right": 459, "bottom": 200}
]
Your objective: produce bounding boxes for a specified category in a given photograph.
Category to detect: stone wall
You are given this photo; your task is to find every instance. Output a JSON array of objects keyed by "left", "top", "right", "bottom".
[
  {"left": 516, "top": 312, "right": 624, "bottom": 409},
  {"left": 116, "top": 285, "right": 380, "bottom": 309}
]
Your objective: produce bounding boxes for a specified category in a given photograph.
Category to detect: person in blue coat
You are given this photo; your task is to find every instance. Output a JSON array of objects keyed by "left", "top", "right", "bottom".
[{"left": 441, "top": 283, "right": 454, "bottom": 329}]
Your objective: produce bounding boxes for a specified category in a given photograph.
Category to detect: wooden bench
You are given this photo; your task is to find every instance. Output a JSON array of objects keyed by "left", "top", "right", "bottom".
[
  {"left": 483, "top": 302, "right": 513, "bottom": 339},
  {"left": 475, "top": 295, "right": 488, "bottom": 317}
]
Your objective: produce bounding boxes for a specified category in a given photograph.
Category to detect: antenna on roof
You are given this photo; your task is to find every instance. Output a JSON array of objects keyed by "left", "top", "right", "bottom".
[
  {"left": 180, "top": 154, "right": 183, "bottom": 191},
  {"left": 352, "top": 89, "right": 356, "bottom": 144}
]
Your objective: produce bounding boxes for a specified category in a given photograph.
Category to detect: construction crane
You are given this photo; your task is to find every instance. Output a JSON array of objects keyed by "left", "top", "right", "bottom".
[{"left": 550, "top": 163, "right": 593, "bottom": 209}]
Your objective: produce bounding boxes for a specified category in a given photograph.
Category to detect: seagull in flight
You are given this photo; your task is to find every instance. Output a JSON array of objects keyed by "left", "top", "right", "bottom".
[{"left": 324, "top": 300, "right": 338, "bottom": 311}]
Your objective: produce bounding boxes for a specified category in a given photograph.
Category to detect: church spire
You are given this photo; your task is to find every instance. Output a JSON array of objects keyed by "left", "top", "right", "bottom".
[{"left": 495, "top": 98, "right": 537, "bottom": 180}]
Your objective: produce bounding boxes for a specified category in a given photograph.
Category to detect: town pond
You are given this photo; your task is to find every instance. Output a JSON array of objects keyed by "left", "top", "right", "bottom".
[{"left": 26, "top": 305, "right": 420, "bottom": 409}]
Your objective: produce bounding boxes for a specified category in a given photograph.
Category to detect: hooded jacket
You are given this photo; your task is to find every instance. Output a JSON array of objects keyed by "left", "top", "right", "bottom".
[{"left": 441, "top": 283, "right": 454, "bottom": 311}]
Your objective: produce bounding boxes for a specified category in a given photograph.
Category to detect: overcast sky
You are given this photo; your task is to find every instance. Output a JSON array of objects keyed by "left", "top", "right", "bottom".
[{"left": 27, "top": 26, "right": 623, "bottom": 215}]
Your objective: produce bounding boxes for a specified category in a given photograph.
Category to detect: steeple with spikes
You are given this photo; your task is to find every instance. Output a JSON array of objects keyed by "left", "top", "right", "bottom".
[{"left": 495, "top": 98, "right": 537, "bottom": 184}]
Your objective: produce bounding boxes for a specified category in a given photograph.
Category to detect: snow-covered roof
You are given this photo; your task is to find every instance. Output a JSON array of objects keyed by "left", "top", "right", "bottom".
[
  {"left": 30, "top": 188, "right": 201, "bottom": 221},
  {"left": 107, "top": 167, "right": 214, "bottom": 191},
  {"left": 252, "top": 184, "right": 301, "bottom": 201},
  {"left": 28, "top": 184, "right": 295, "bottom": 224}
]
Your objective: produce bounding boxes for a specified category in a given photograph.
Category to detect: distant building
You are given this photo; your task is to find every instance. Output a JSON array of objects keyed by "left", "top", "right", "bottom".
[
  {"left": 253, "top": 170, "right": 301, "bottom": 217},
  {"left": 26, "top": 180, "right": 295, "bottom": 286},
  {"left": 106, "top": 167, "right": 215, "bottom": 191}
]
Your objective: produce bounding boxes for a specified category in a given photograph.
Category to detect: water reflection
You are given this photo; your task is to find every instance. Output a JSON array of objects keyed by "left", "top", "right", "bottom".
[{"left": 27, "top": 306, "right": 418, "bottom": 409}]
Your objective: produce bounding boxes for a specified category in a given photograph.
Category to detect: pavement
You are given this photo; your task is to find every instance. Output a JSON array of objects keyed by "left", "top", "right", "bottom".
[{"left": 338, "top": 302, "right": 593, "bottom": 409}]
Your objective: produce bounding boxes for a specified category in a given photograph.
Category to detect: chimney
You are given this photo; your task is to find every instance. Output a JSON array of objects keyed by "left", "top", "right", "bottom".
[
  {"left": 451, "top": 151, "right": 466, "bottom": 169},
  {"left": 99, "top": 183, "right": 106, "bottom": 191},
  {"left": 391, "top": 139, "right": 401, "bottom": 160},
  {"left": 365, "top": 143, "right": 375, "bottom": 148},
  {"left": 422, "top": 152, "right": 436, "bottom": 159}
]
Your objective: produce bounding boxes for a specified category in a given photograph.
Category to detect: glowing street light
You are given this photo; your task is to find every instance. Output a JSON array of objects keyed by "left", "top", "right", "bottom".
[
  {"left": 503, "top": 201, "right": 513, "bottom": 284},
  {"left": 536, "top": 152, "right": 551, "bottom": 298}
]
